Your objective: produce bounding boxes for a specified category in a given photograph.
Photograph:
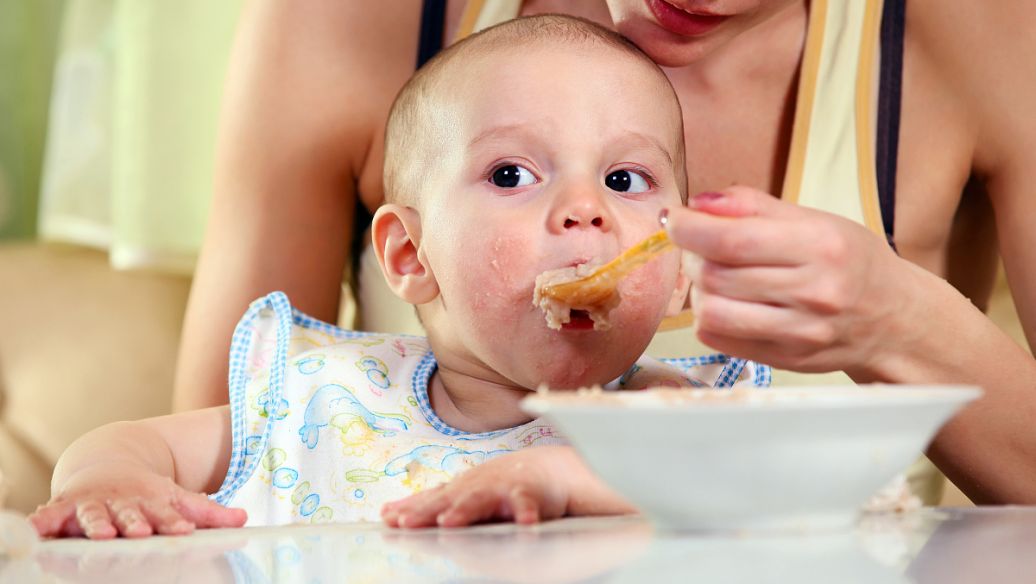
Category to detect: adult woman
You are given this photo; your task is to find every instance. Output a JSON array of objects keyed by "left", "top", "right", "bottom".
[{"left": 175, "top": 0, "right": 1036, "bottom": 504}]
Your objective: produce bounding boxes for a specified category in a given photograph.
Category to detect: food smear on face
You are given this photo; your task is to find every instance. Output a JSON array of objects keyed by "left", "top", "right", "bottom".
[{"left": 533, "top": 263, "right": 620, "bottom": 331}]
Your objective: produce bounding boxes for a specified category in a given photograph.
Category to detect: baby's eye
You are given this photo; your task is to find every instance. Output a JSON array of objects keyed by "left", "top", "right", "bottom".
[
  {"left": 605, "top": 169, "right": 651, "bottom": 193},
  {"left": 490, "top": 164, "right": 536, "bottom": 188}
]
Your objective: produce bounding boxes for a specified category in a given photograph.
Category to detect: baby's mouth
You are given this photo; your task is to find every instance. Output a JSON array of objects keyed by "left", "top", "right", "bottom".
[{"left": 561, "top": 310, "right": 596, "bottom": 331}]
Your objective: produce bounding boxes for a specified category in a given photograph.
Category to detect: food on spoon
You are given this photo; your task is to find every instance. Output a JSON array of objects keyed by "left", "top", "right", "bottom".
[
  {"left": 533, "top": 262, "right": 620, "bottom": 331},
  {"left": 533, "top": 230, "right": 674, "bottom": 331}
]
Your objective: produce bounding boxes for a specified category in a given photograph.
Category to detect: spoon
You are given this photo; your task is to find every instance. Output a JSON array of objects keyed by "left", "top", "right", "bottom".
[{"left": 537, "top": 229, "right": 675, "bottom": 307}]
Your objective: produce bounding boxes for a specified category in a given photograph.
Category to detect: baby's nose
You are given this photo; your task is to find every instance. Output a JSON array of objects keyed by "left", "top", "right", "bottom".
[
  {"left": 549, "top": 188, "right": 613, "bottom": 234},
  {"left": 563, "top": 213, "right": 605, "bottom": 229}
]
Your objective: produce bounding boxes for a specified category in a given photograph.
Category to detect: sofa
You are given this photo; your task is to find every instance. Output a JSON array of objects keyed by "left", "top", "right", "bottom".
[{"left": 0, "top": 243, "right": 190, "bottom": 513}]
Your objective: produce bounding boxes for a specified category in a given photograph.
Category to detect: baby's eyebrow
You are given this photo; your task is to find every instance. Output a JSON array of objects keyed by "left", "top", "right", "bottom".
[
  {"left": 468, "top": 124, "right": 540, "bottom": 150},
  {"left": 468, "top": 124, "right": 674, "bottom": 167},
  {"left": 618, "top": 132, "right": 674, "bottom": 167}
]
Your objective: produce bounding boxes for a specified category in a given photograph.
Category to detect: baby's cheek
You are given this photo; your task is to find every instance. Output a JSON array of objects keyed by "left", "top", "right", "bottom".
[
  {"left": 616, "top": 260, "right": 676, "bottom": 320},
  {"left": 462, "top": 235, "right": 534, "bottom": 313}
]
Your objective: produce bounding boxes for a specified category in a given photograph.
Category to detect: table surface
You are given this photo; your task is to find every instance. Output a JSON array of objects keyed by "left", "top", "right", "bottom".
[{"left": 2, "top": 507, "right": 1034, "bottom": 583}]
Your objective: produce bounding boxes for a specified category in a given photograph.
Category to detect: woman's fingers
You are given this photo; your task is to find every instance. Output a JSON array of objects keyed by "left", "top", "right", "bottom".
[
  {"left": 665, "top": 211, "right": 806, "bottom": 266},
  {"left": 694, "top": 293, "right": 839, "bottom": 349},
  {"left": 694, "top": 294, "right": 790, "bottom": 341},
  {"left": 694, "top": 262, "right": 805, "bottom": 305},
  {"left": 687, "top": 185, "right": 806, "bottom": 218},
  {"left": 666, "top": 187, "right": 844, "bottom": 267}
]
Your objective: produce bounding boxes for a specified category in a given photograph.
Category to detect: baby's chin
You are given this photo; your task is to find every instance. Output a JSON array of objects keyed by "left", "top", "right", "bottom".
[{"left": 519, "top": 344, "right": 646, "bottom": 391}]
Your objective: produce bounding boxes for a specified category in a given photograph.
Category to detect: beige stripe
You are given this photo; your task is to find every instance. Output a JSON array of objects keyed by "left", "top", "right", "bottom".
[
  {"left": 853, "top": 0, "right": 886, "bottom": 236},
  {"left": 780, "top": 0, "right": 829, "bottom": 204},
  {"left": 472, "top": 0, "right": 522, "bottom": 34},
  {"left": 796, "top": 1, "right": 868, "bottom": 225},
  {"left": 454, "top": 0, "right": 486, "bottom": 42}
]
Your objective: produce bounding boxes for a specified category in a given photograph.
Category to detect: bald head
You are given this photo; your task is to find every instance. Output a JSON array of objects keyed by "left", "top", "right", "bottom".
[{"left": 383, "top": 14, "right": 687, "bottom": 207}]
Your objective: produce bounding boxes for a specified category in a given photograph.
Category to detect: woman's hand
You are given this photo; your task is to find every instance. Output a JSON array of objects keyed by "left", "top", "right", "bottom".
[
  {"left": 28, "top": 463, "right": 246, "bottom": 540},
  {"left": 381, "top": 446, "right": 635, "bottom": 529},
  {"left": 664, "top": 186, "right": 931, "bottom": 379}
]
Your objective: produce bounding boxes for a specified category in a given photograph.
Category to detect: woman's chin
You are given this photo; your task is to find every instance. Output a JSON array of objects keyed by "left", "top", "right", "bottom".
[{"left": 614, "top": 21, "right": 718, "bottom": 66}]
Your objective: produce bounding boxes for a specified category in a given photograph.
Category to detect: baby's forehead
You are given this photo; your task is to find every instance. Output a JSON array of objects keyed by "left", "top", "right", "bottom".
[{"left": 440, "top": 47, "right": 681, "bottom": 148}]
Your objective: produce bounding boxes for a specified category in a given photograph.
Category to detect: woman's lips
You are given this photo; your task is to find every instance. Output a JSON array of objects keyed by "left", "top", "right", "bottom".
[{"left": 646, "top": 0, "right": 730, "bottom": 36}]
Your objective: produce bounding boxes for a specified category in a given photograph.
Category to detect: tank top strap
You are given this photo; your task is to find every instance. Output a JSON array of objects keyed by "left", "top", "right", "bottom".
[
  {"left": 417, "top": 0, "right": 447, "bottom": 68},
  {"left": 876, "top": 0, "right": 906, "bottom": 250},
  {"left": 416, "top": 1, "right": 523, "bottom": 68},
  {"left": 782, "top": 0, "right": 904, "bottom": 249}
]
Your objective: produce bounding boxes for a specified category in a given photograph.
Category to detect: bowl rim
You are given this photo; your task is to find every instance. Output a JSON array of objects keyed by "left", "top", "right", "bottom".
[{"left": 521, "top": 384, "right": 982, "bottom": 415}]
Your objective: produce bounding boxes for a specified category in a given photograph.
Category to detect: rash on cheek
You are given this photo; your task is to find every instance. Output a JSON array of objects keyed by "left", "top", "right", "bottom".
[
  {"left": 461, "top": 234, "right": 533, "bottom": 314},
  {"left": 613, "top": 258, "right": 677, "bottom": 323}
]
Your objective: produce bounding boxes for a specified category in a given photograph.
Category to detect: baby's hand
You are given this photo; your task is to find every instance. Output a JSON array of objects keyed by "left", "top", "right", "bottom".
[
  {"left": 28, "top": 464, "right": 246, "bottom": 539},
  {"left": 381, "top": 445, "right": 636, "bottom": 529},
  {"left": 381, "top": 446, "right": 572, "bottom": 529}
]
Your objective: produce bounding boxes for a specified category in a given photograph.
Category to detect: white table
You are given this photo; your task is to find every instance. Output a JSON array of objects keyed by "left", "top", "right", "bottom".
[{"left": 3, "top": 507, "right": 1035, "bottom": 583}]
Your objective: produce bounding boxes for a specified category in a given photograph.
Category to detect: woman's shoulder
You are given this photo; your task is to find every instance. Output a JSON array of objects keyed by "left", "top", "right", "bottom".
[
  {"left": 222, "top": 0, "right": 430, "bottom": 177},
  {"left": 900, "top": 0, "right": 1036, "bottom": 195},
  {"left": 906, "top": 0, "right": 1036, "bottom": 132},
  {"left": 235, "top": 0, "right": 426, "bottom": 74}
]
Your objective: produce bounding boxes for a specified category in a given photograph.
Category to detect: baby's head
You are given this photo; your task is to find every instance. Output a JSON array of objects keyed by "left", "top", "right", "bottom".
[{"left": 373, "top": 14, "right": 690, "bottom": 390}]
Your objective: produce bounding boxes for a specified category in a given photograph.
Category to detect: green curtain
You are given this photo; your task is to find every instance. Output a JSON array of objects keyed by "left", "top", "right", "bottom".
[
  {"left": 0, "top": 0, "right": 66, "bottom": 240},
  {"left": 35, "top": 0, "right": 243, "bottom": 273}
]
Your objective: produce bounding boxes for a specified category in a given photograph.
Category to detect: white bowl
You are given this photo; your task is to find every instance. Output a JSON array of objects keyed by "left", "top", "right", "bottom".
[{"left": 522, "top": 385, "right": 981, "bottom": 531}]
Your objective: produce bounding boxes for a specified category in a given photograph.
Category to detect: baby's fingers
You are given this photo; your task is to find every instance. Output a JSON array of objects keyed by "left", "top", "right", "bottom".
[
  {"left": 28, "top": 500, "right": 76, "bottom": 538},
  {"left": 383, "top": 488, "right": 450, "bottom": 529},
  {"left": 175, "top": 492, "right": 248, "bottom": 529},
  {"left": 437, "top": 489, "right": 504, "bottom": 528},
  {"left": 140, "top": 500, "right": 194, "bottom": 536},
  {"left": 508, "top": 487, "right": 543, "bottom": 525},
  {"left": 75, "top": 500, "right": 117, "bottom": 540},
  {"left": 108, "top": 499, "right": 153, "bottom": 538}
]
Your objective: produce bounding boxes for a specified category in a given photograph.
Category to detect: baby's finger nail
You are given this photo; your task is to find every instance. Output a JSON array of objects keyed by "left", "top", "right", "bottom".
[{"left": 170, "top": 520, "right": 193, "bottom": 533}]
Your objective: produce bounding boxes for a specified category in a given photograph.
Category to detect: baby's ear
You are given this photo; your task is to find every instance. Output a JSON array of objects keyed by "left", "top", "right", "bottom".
[
  {"left": 371, "top": 204, "right": 440, "bottom": 305},
  {"left": 665, "top": 251, "right": 696, "bottom": 316}
]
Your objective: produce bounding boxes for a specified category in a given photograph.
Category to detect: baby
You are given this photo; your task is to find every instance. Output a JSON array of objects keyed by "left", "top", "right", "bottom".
[{"left": 30, "top": 14, "right": 768, "bottom": 539}]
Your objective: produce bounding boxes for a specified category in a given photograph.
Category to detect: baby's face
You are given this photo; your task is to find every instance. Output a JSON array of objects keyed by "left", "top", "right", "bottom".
[{"left": 419, "top": 45, "right": 685, "bottom": 390}]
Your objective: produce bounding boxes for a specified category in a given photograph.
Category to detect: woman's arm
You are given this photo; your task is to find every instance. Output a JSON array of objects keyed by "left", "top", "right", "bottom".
[
  {"left": 173, "top": 0, "right": 424, "bottom": 411},
  {"left": 902, "top": 0, "right": 1036, "bottom": 504},
  {"left": 664, "top": 0, "right": 1036, "bottom": 505},
  {"left": 664, "top": 186, "right": 1036, "bottom": 504}
]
